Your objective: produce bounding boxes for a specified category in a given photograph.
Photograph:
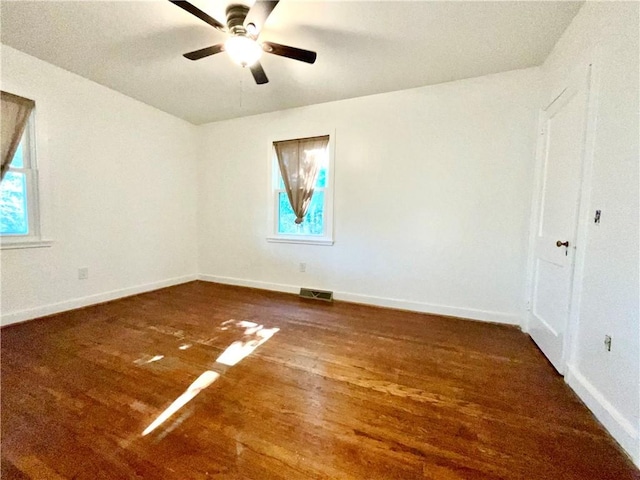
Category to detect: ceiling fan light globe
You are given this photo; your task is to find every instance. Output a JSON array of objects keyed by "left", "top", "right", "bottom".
[{"left": 225, "top": 35, "right": 262, "bottom": 67}]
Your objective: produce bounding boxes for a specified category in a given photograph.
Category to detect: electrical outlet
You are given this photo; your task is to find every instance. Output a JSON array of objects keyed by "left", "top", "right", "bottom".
[
  {"left": 78, "top": 267, "right": 89, "bottom": 280},
  {"left": 604, "top": 335, "right": 612, "bottom": 352},
  {"left": 299, "top": 262, "right": 306, "bottom": 273}
]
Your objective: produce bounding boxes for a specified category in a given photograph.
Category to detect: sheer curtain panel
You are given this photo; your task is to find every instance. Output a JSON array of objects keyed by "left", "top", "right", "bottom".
[{"left": 1, "top": 91, "right": 35, "bottom": 180}]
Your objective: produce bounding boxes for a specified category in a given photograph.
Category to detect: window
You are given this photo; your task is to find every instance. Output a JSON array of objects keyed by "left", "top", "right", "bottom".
[
  {"left": 1, "top": 112, "right": 43, "bottom": 246},
  {"left": 268, "top": 133, "right": 334, "bottom": 245}
]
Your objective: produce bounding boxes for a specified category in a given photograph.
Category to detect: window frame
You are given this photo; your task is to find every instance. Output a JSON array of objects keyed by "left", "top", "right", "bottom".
[
  {"left": 1, "top": 107, "right": 51, "bottom": 249},
  {"left": 267, "top": 130, "right": 335, "bottom": 246}
]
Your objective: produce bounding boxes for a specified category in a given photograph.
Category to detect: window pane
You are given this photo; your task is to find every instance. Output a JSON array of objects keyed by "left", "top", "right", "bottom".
[
  {"left": 278, "top": 191, "right": 324, "bottom": 235},
  {"left": 278, "top": 167, "right": 326, "bottom": 189},
  {"left": 275, "top": 151, "right": 328, "bottom": 189},
  {"left": 10, "top": 142, "right": 24, "bottom": 168},
  {"left": 0, "top": 171, "right": 29, "bottom": 235},
  {"left": 316, "top": 166, "right": 327, "bottom": 188}
]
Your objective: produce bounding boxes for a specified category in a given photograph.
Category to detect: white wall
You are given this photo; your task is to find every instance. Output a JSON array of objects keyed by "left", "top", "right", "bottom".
[
  {"left": 0, "top": 46, "right": 199, "bottom": 325},
  {"left": 197, "top": 67, "right": 541, "bottom": 325},
  {"left": 541, "top": 1, "right": 639, "bottom": 465}
]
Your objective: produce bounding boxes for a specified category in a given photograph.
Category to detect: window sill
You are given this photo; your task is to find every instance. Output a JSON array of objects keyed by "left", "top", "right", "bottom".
[
  {"left": 1, "top": 239, "right": 53, "bottom": 250},
  {"left": 267, "top": 236, "right": 334, "bottom": 246}
]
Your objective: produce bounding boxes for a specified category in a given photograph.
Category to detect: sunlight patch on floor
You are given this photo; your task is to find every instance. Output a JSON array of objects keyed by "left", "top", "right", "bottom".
[
  {"left": 216, "top": 325, "right": 279, "bottom": 366},
  {"left": 141, "top": 320, "right": 279, "bottom": 437},
  {"left": 133, "top": 354, "right": 164, "bottom": 365},
  {"left": 142, "top": 371, "right": 220, "bottom": 436}
]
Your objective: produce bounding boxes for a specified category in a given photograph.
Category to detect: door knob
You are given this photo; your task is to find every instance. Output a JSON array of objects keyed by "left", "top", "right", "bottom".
[{"left": 556, "top": 240, "right": 569, "bottom": 247}]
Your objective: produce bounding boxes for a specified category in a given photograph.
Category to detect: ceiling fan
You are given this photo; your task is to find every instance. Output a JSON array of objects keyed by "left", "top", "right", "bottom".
[{"left": 169, "top": 0, "right": 317, "bottom": 85}]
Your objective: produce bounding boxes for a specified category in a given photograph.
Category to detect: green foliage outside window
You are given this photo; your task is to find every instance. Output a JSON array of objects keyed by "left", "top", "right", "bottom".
[
  {"left": 277, "top": 165, "right": 326, "bottom": 235},
  {"left": 0, "top": 144, "right": 29, "bottom": 236}
]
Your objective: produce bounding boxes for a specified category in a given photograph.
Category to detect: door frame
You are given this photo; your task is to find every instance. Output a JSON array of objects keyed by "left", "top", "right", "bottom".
[{"left": 523, "top": 58, "right": 602, "bottom": 375}]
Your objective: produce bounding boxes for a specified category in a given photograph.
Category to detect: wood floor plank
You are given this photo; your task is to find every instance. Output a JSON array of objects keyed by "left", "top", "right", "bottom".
[{"left": 1, "top": 281, "right": 637, "bottom": 479}]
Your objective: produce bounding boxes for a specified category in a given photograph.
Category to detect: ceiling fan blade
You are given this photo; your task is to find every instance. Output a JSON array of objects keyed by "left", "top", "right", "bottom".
[
  {"left": 262, "top": 41, "right": 317, "bottom": 64},
  {"left": 244, "top": 1, "right": 279, "bottom": 34},
  {"left": 250, "top": 62, "right": 269, "bottom": 85},
  {"left": 183, "top": 44, "right": 225, "bottom": 61},
  {"left": 169, "top": 1, "right": 225, "bottom": 31}
]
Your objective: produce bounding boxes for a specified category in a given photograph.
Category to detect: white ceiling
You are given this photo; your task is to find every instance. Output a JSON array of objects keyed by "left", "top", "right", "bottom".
[{"left": 1, "top": 0, "right": 582, "bottom": 125}]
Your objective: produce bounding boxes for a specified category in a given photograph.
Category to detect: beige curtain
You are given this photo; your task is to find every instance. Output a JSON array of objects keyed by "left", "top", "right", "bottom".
[
  {"left": 275, "top": 135, "right": 329, "bottom": 224},
  {"left": 1, "top": 91, "right": 35, "bottom": 180}
]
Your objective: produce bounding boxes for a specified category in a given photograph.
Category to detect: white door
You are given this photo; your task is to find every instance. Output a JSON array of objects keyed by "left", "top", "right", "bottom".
[{"left": 529, "top": 68, "right": 591, "bottom": 374}]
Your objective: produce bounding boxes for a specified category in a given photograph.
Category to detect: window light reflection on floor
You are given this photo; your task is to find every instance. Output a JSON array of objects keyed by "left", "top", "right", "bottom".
[
  {"left": 142, "top": 321, "right": 279, "bottom": 437},
  {"left": 133, "top": 354, "right": 165, "bottom": 365},
  {"left": 216, "top": 326, "right": 279, "bottom": 366},
  {"left": 142, "top": 370, "right": 220, "bottom": 436}
]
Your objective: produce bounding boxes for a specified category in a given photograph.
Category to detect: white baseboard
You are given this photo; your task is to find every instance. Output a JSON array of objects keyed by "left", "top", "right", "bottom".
[
  {"left": 198, "top": 274, "right": 523, "bottom": 325},
  {"left": 565, "top": 364, "right": 639, "bottom": 467},
  {"left": 199, "top": 274, "right": 300, "bottom": 294},
  {"left": 1, "top": 274, "right": 198, "bottom": 327}
]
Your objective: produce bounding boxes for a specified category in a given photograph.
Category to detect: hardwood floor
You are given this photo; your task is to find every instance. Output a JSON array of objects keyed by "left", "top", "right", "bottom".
[{"left": 1, "top": 281, "right": 637, "bottom": 479}]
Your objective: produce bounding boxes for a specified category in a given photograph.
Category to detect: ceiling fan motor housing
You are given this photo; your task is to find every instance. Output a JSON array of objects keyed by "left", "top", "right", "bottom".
[{"left": 226, "top": 4, "right": 251, "bottom": 35}]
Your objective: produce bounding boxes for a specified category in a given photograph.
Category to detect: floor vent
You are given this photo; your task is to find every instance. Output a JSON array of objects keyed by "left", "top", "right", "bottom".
[{"left": 299, "top": 288, "right": 334, "bottom": 302}]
